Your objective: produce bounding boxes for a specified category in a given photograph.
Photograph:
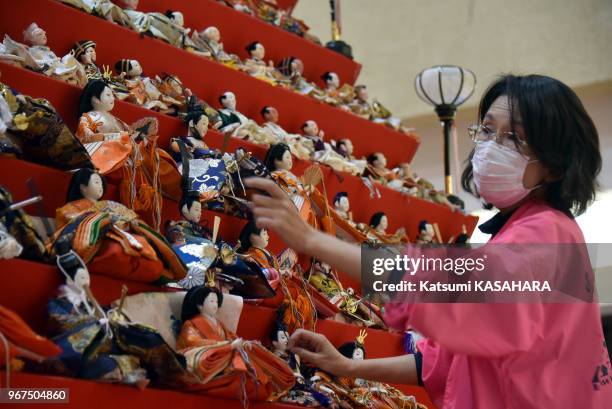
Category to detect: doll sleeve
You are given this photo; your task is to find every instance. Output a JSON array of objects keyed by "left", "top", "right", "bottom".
[{"left": 76, "top": 114, "right": 106, "bottom": 143}]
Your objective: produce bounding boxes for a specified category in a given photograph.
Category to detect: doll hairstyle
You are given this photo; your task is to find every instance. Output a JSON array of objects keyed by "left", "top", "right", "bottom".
[
  {"left": 355, "top": 84, "right": 367, "bottom": 92},
  {"left": 260, "top": 106, "right": 272, "bottom": 118},
  {"left": 333, "top": 192, "right": 348, "bottom": 206},
  {"left": 219, "top": 92, "right": 233, "bottom": 105},
  {"left": 78, "top": 79, "right": 110, "bottom": 118},
  {"left": 66, "top": 168, "right": 106, "bottom": 203},
  {"left": 245, "top": 41, "right": 261, "bottom": 54},
  {"left": 337, "top": 342, "right": 366, "bottom": 360},
  {"left": 164, "top": 9, "right": 177, "bottom": 19},
  {"left": 23, "top": 22, "right": 42, "bottom": 44},
  {"left": 366, "top": 152, "right": 382, "bottom": 165},
  {"left": 321, "top": 71, "right": 335, "bottom": 83},
  {"left": 114, "top": 59, "right": 134, "bottom": 74},
  {"left": 447, "top": 194, "right": 465, "bottom": 211},
  {"left": 179, "top": 190, "right": 200, "bottom": 215},
  {"left": 418, "top": 220, "right": 430, "bottom": 232},
  {"left": 264, "top": 143, "right": 290, "bottom": 172},
  {"left": 238, "top": 219, "right": 262, "bottom": 252},
  {"left": 369, "top": 212, "right": 386, "bottom": 229},
  {"left": 72, "top": 40, "right": 96, "bottom": 62},
  {"left": 269, "top": 319, "right": 289, "bottom": 343},
  {"left": 182, "top": 97, "right": 206, "bottom": 127},
  {"left": 181, "top": 285, "right": 224, "bottom": 322}
]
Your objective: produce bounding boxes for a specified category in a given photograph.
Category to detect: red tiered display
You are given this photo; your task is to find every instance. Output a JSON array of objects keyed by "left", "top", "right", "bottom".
[{"left": 0, "top": 1, "right": 476, "bottom": 408}]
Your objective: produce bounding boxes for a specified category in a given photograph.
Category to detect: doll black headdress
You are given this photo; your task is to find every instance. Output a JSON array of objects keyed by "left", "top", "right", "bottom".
[
  {"left": 71, "top": 40, "right": 96, "bottom": 62},
  {"left": 338, "top": 329, "right": 367, "bottom": 359},
  {"left": 78, "top": 79, "right": 109, "bottom": 118},
  {"left": 180, "top": 284, "right": 224, "bottom": 322},
  {"left": 369, "top": 212, "right": 386, "bottom": 229},
  {"left": 264, "top": 143, "right": 290, "bottom": 172},
  {"left": 333, "top": 192, "right": 348, "bottom": 207},
  {"left": 66, "top": 168, "right": 107, "bottom": 203}
]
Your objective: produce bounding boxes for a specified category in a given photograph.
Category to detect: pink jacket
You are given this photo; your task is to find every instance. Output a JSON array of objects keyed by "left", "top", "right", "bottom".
[{"left": 385, "top": 200, "right": 611, "bottom": 408}]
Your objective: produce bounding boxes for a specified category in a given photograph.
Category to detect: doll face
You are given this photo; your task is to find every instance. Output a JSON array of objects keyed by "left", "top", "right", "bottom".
[
  {"left": 182, "top": 200, "right": 202, "bottom": 223},
  {"left": 72, "top": 267, "right": 91, "bottom": 289},
  {"left": 356, "top": 86, "right": 368, "bottom": 101},
  {"left": 25, "top": 24, "right": 47, "bottom": 46},
  {"left": 376, "top": 215, "right": 388, "bottom": 232},
  {"left": 221, "top": 92, "right": 236, "bottom": 110},
  {"left": 192, "top": 115, "right": 209, "bottom": 137},
  {"left": 275, "top": 150, "right": 293, "bottom": 171},
  {"left": 421, "top": 223, "right": 434, "bottom": 238},
  {"left": 290, "top": 58, "right": 304, "bottom": 75},
  {"left": 340, "top": 139, "right": 353, "bottom": 155},
  {"left": 128, "top": 60, "right": 143, "bottom": 77},
  {"left": 80, "top": 173, "right": 104, "bottom": 201},
  {"left": 336, "top": 196, "right": 350, "bottom": 212},
  {"left": 81, "top": 46, "right": 97, "bottom": 64},
  {"left": 303, "top": 121, "right": 319, "bottom": 137},
  {"left": 91, "top": 86, "right": 115, "bottom": 112},
  {"left": 263, "top": 107, "right": 279, "bottom": 123},
  {"left": 203, "top": 26, "right": 221, "bottom": 43},
  {"left": 326, "top": 72, "right": 339, "bottom": 89},
  {"left": 122, "top": 0, "right": 139, "bottom": 10},
  {"left": 251, "top": 43, "right": 265, "bottom": 60},
  {"left": 199, "top": 292, "right": 219, "bottom": 317},
  {"left": 273, "top": 330, "right": 289, "bottom": 352},
  {"left": 352, "top": 347, "right": 364, "bottom": 360},
  {"left": 171, "top": 12, "right": 185, "bottom": 27},
  {"left": 166, "top": 76, "right": 183, "bottom": 96},
  {"left": 373, "top": 153, "right": 387, "bottom": 169},
  {"left": 250, "top": 228, "right": 269, "bottom": 249}
]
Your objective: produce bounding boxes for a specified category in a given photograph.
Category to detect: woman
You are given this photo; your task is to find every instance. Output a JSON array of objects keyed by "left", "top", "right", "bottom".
[{"left": 245, "top": 74, "right": 610, "bottom": 408}]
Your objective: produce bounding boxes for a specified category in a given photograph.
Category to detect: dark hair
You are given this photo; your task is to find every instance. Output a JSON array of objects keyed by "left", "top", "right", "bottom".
[
  {"left": 270, "top": 320, "right": 289, "bottom": 342},
  {"left": 355, "top": 85, "right": 366, "bottom": 92},
  {"left": 114, "top": 59, "right": 133, "bottom": 74},
  {"left": 78, "top": 79, "right": 110, "bottom": 118},
  {"left": 179, "top": 190, "right": 200, "bottom": 216},
  {"left": 418, "top": 220, "right": 429, "bottom": 232},
  {"left": 367, "top": 152, "right": 381, "bottom": 165},
  {"left": 447, "top": 194, "right": 465, "bottom": 210},
  {"left": 181, "top": 285, "right": 223, "bottom": 322},
  {"left": 238, "top": 219, "right": 262, "bottom": 252},
  {"left": 165, "top": 9, "right": 176, "bottom": 18},
  {"left": 264, "top": 143, "right": 290, "bottom": 171},
  {"left": 219, "top": 93, "right": 229, "bottom": 105},
  {"left": 246, "top": 41, "right": 261, "bottom": 53},
  {"left": 333, "top": 192, "right": 348, "bottom": 206},
  {"left": 321, "top": 71, "right": 334, "bottom": 83},
  {"left": 461, "top": 74, "right": 601, "bottom": 216},
  {"left": 66, "top": 168, "right": 106, "bottom": 203},
  {"left": 338, "top": 342, "right": 365, "bottom": 360},
  {"left": 369, "top": 212, "right": 386, "bottom": 229},
  {"left": 260, "top": 106, "right": 272, "bottom": 118}
]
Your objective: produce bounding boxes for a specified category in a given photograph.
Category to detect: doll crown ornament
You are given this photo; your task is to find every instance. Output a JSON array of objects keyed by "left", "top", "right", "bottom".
[
  {"left": 205, "top": 269, "right": 216, "bottom": 287},
  {"left": 356, "top": 329, "right": 368, "bottom": 346}
]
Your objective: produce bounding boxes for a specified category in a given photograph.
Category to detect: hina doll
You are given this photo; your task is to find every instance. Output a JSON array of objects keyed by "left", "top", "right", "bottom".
[
  {"left": 348, "top": 85, "right": 401, "bottom": 130},
  {"left": 154, "top": 73, "right": 191, "bottom": 116},
  {"left": 335, "top": 332, "right": 427, "bottom": 409},
  {"left": 333, "top": 192, "right": 352, "bottom": 223},
  {"left": 77, "top": 79, "right": 182, "bottom": 217},
  {"left": 1, "top": 23, "right": 86, "bottom": 86},
  {"left": 368, "top": 212, "right": 408, "bottom": 244},
  {"left": 170, "top": 100, "right": 219, "bottom": 165},
  {"left": 146, "top": 10, "right": 203, "bottom": 55},
  {"left": 243, "top": 41, "right": 283, "bottom": 85},
  {"left": 238, "top": 220, "right": 316, "bottom": 332},
  {"left": 218, "top": 91, "right": 277, "bottom": 145},
  {"left": 364, "top": 152, "right": 398, "bottom": 185},
  {"left": 276, "top": 57, "right": 323, "bottom": 97},
  {"left": 57, "top": 0, "right": 133, "bottom": 28},
  {"left": 48, "top": 237, "right": 150, "bottom": 387},
  {"left": 121, "top": 0, "right": 171, "bottom": 43},
  {"left": 52, "top": 168, "right": 187, "bottom": 283},
  {"left": 113, "top": 59, "right": 170, "bottom": 111},
  {"left": 191, "top": 27, "right": 244, "bottom": 69},
  {"left": 415, "top": 220, "right": 436, "bottom": 244},
  {"left": 386, "top": 162, "right": 420, "bottom": 196},
  {"left": 334, "top": 139, "right": 367, "bottom": 175},
  {"left": 72, "top": 40, "right": 130, "bottom": 99},
  {"left": 301, "top": 121, "right": 360, "bottom": 175},
  {"left": 265, "top": 143, "right": 317, "bottom": 227},
  {"left": 260, "top": 106, "right": 310, "bottom": 159},
  {"left": 176, "top": 282, "right": 295, "bottom": 400},
  {"left": 320, "top": 72, "right": 353, "bottom": 109},
  {"left": 270, "top": 320, "right": 331, "bottom": 407}
]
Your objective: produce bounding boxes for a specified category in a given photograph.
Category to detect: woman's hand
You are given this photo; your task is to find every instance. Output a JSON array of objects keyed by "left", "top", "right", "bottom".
[
  {"left": 288, "top": 329, "right": 352, "bottom": 376},
  {"left": 244, "top": 178, "right": 318, "bottom": 255}
]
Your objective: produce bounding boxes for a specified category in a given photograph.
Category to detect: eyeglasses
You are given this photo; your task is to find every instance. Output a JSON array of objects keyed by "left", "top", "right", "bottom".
[{"left": 467, "top": 124, "right": 527, "bottom": 149}]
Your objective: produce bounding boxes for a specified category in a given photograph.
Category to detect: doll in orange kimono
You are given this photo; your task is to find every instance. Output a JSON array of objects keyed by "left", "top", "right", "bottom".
[
  {"left": 265, "top": 143, "right": 317, "bottom": 229},
  {"left": 77, "top": 79, "right": 182, "bottom": 228},
  {"left": 176, "top": 282, "right": 295, "bottom": 402},
  {"left": 238, "top": 220, "right": 316, "bottom": 332},
  {"left": 52, "top": 168, "right": 186, "bottom": 283},
  {"left": 367, "top": 212, "right": 409, "bottom": 244}
]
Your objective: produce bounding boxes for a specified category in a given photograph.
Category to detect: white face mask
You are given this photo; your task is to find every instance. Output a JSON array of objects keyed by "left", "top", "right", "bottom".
[{"left": 471, "top": 140, "right": 539, "bottom": 209}]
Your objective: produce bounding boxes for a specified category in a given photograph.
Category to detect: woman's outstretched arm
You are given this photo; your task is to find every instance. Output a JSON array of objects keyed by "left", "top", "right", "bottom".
[
  {"left": 288, "top": 329, "right": 418, "bottom": 385},
  {"left": 245, "top": 177, "right": 362, "bottom": 282}
]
